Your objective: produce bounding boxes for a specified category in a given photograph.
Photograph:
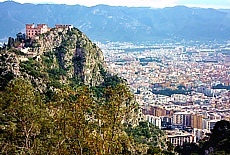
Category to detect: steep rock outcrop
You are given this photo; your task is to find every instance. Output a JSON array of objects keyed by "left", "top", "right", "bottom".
[
  {"left": 0, "top": 27, "right": 107, "bottom": 90},
  {"left": 35, "top": 27, "right": 106, "bottom": 86},
  {"left": 0, "top": 52, "right": 19, "bottom": 90}
]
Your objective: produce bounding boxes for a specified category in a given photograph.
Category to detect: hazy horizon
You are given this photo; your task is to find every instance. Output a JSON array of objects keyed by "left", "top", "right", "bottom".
[{"left": 1, "top": 0, "right": 230, "bottom": 9}]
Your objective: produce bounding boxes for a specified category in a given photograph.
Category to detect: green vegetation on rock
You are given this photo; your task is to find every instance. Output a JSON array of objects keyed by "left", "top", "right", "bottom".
[
  {"left": 0, "top": 26, "right": 175, "bottom": 154},
  {"left": 20, "top": 58, "right": 45, "bottom": 78}
]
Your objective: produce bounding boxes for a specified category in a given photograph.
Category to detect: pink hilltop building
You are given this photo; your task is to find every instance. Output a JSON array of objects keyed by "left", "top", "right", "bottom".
[
  {"left": 26, "top": 23, "right": 49, "bottom": 38},
  {"left": 25, "top": 23, "right": 73, "bottom": 38}
]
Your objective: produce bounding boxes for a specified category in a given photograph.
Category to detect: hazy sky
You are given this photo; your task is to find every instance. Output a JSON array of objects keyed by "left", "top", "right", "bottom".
[{"left": 1, "top": 0, "right": 230, "bottom": 9}]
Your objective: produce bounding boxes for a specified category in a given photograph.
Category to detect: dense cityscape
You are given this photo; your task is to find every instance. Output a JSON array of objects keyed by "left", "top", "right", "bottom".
[{"left": 98, "top": 40, "right": 230, "bottom": 146}]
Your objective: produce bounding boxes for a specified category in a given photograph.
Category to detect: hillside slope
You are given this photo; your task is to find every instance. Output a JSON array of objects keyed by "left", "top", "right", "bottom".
[{"left": 0, "top": 26, "right": 106, "bottom": 91}]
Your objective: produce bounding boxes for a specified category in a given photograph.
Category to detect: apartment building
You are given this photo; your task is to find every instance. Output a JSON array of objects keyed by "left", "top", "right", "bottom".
[
  {"left": 191, "top": 113, "right": 203, "bottom": 129},
  {"left": 172, "top": 112, "right": 191, "bottom": 127}
]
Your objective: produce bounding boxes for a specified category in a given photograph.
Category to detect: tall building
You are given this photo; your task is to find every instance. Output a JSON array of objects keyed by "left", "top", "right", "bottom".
[
  {"left": 191, "top": 113, "right": 203, "bottom": 129},
  {"left": 172, "top": 112, "right": 191, "bottom": 127},
  {"left": 143, "top": 106, "right": 173, "bottom": 117}
]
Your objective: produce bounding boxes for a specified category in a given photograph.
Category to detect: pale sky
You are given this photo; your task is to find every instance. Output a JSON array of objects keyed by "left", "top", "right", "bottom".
[{"left": 1, "top": 0, "right": 230, "bottom": 9}]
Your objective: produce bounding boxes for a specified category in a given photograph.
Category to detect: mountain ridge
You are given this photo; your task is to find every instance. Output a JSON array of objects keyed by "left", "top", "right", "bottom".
[{"left": 1, "top": 1, "right": 230, "bottom": 42}]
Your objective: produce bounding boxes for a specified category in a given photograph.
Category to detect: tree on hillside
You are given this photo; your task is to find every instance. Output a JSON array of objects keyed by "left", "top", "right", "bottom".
[
  {"left": 43, "top": 85, "right": 96, "bottom": 154},
  {"left": 174, "top": 142, "right": 200, "bottom": 155},
  {"left": 0, "top": 77, "right": 150, "bottom": 154},
  {"left": 202, "top": 120, "right": 230, "bottom": 154},
  {"left": 0, "top": 79, "right": 49, "bottom": 154},
  {"left": 93, "top": 83, "right": 136, "bottom": 154},
  {"left": 125, "top": 121, "right": 170, "bottom": 155}
]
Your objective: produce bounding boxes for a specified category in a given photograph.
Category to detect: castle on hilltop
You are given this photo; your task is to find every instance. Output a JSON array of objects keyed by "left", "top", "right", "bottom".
[
  {"left": 26, "top": 24, "right": 49, "bottom": 38},
  {"left": 26, "top": 23, "right": 73, "bottom": 38}
]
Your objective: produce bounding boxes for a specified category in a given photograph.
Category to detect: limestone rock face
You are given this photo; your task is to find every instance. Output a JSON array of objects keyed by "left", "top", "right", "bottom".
[
  {"left": 0, "top": 52, "right": 20, "bottom": 90},
  {"left": 0, "top": 27, "right": 107, "bottom": 90}
]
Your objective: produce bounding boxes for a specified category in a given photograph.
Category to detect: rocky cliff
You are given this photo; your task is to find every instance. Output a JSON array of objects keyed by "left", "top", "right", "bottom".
[{"left": 0, "top": 27, "right": 107, "bottom": 91}]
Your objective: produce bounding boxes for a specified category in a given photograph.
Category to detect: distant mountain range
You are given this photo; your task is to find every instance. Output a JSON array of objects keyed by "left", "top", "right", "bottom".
[{"left": 1, "top": 1, "right": 230, "bottom": 42}]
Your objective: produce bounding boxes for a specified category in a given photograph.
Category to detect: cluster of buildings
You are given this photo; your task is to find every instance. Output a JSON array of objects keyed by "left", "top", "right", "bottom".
[
  {"left": 100, "top": 41, "right": 230, "bottom": 146},
  {"left": 14, "top": 23, "right": 73, "bottom": 61},
  {"left": 25, "top": 23, "right": 73, "bottom": 38}
]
